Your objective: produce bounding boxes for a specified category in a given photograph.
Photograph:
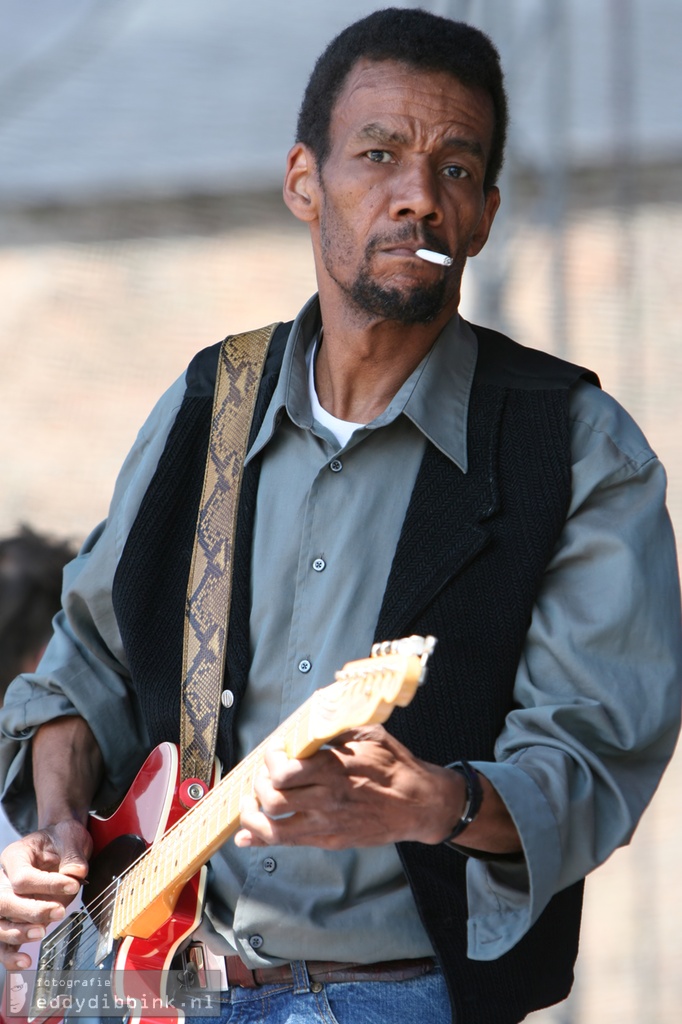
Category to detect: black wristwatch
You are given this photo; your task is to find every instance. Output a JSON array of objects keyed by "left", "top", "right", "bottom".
[{"left": 442, "top": 760, "right": 483, "bottom": 843}]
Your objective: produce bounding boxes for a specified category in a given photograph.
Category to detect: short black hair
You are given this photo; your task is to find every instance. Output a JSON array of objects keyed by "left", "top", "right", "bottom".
[
  {"left": 0, "top": 526, "right": 75, "bottom": 697},
  {"left": 296, "top": 7, "right": 508, "bottom": 192}
]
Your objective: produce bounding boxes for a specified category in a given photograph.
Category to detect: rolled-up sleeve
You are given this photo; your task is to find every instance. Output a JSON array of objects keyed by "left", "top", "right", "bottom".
[
  {"left": 465, "top": 380, "right": 682, "bottom": 959},
  {"left": 0, "top": 374, "right": 187, "bottom": 835}
]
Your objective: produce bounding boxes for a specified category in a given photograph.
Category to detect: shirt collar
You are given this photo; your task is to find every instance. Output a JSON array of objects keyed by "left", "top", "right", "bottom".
[
  {"left": 399, "top": 311, "right": 477, "bottom": 473},
  {"left": 247, "top": 294, "right": 477, "bottom": 472}
]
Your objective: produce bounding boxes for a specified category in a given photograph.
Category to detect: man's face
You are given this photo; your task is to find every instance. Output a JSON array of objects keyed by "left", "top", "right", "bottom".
[
  {"left": 309, "top": 59, "right": 500, "bottom": 325},
  {"left": 9, "top": 974, "right": 28, "bottom": 1013}
]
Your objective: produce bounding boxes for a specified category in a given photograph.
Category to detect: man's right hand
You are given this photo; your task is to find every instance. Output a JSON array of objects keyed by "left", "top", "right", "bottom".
[
  {"left": 0, "top": 716, "right": 103, "bottom": 968},
  {"left": 0, "top": 820, "right": 91, "bottom": 969}
]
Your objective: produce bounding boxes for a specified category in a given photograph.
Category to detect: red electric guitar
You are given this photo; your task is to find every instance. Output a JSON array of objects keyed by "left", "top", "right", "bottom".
[{"left": 2, "top": 636, "right": 435, "bottom": 1024}]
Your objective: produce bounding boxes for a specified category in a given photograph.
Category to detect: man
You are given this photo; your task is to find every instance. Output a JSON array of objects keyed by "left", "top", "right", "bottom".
[
  {"left": 7, "top": 975, "right": 28, "bottom": 1016},
  {"left": 0, "top": 9, "right": 680, "bottom": 1024}
]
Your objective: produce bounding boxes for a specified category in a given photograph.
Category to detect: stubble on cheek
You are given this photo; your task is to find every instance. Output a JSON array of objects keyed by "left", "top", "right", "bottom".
[{"left": 319, "top": 212, "right": 451, "bottom": 324}]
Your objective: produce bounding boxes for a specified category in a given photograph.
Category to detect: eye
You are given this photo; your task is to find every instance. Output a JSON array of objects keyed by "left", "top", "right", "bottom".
[
  {"left": 443, "top": 165, "right": 470, "bottom": 179},
  {"left": 366, "top": 150, "right": 393, "bottom": 164}
]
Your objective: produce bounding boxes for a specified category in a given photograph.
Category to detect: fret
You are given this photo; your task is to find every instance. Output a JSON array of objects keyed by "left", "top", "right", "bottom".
[{"left": 110, "top": 637, "right": 434, "bottom": 938}]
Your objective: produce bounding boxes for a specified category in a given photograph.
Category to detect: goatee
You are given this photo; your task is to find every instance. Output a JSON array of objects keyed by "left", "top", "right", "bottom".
[{"left": 347, "top": 271, "right": 448, "bottom": 325}]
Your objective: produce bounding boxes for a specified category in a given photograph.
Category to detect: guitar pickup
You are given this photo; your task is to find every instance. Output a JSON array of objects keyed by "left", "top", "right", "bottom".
[
  {"left": 35, "top": 910, "right": 85, "bottom": 975},
  {"left": 30, "top": 911, "right": 87, "bottom": 1019}
]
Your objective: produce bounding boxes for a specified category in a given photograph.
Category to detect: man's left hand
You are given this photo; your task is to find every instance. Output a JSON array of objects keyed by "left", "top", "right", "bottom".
[{"left": 234, "top": 725, "right": 464, "bottom": 849}]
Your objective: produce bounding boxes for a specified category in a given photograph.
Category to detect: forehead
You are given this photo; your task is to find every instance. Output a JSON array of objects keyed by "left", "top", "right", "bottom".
[{"left": 328, "top": 59, "right": 495, "bottom": 154}]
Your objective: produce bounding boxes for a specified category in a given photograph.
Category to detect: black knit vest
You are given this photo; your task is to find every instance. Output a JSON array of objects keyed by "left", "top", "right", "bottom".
[{"left": 112, "top": 321, "right": 599, "bottom": 1024}]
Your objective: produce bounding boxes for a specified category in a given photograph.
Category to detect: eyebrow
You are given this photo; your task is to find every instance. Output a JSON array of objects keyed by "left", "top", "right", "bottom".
[
  {"left": 355, "top": 123, "right": 410, "bottom": 146},
  {"left": 354, "top": 123, "right": 485, "bottom": 162}
]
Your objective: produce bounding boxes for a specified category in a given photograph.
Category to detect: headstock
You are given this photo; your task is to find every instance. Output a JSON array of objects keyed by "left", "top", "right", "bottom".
[{"left": 306, "top": 635, "right": 437, "bottom": 743}]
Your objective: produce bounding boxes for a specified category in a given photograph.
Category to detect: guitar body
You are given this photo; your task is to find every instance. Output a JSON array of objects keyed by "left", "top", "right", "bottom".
[
  {"left": 4, "top": 743, "right": 211, "bottom": 1024},
  {"left": 89, "top": 742, "right": 211, "bottom": 1021},
  {"left": 1, "top": 638, "right": 434, "bottom": 1024}
]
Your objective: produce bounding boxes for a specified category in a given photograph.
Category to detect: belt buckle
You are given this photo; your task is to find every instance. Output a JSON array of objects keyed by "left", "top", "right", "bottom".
[{"left": 224, "top": 954, "right": 261, "bottom": 989}]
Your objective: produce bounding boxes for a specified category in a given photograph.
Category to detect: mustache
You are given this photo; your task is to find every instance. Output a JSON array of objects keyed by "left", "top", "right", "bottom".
[{"left": 366, "top": 226, "right": 449, "bottom": 258}]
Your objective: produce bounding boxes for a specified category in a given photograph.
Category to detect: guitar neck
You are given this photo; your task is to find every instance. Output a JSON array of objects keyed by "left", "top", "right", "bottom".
[
  {"left": 110, "top": 640, "right": 433, "bottom": 939},
  {"left": 111, "top": 694, "right": 318, "bottom": 937}
]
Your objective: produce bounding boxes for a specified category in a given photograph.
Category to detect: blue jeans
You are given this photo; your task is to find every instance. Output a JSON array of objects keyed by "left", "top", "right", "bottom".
[{"left": 191, "top": 960, "right": 451, "bottom": 1024}]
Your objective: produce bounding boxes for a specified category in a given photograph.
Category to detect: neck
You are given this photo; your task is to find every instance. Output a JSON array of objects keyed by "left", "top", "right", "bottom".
[{"left": 314, "top": 293, "right": 458, "bottom": 423}]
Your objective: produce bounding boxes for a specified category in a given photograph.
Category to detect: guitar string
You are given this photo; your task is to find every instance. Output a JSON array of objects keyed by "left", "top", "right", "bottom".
[
  {"left": 33, "top": 751, "right": 255, "bottom": 973},
  {"left": 39, "top": 660, "right": 393, "bottom": 973},
  {"left": 44, "top": 667, "right": 370, "bottom": 953},
  {"left": 60, "top": 658, "right": 392, "bottom": 950},
  {"left": 19, "top": 660, "right": 403, "bottom": 1024},
  {"left": 33, "top": 662, "right": 392, "bottom": 978},
  {"left": 31, "top": 691, "right": 323, "bottom": 972},
  {"left": 30, "top": 664, "right": 396, "bottom": 981},
  {"left": 38, "top": 744, "right": 267, "bottom": 971}
]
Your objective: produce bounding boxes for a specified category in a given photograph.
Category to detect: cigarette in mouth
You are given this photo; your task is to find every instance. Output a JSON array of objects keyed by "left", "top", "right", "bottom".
[{"left": 416, "top": 248, "right": 453, "bottom": 267}]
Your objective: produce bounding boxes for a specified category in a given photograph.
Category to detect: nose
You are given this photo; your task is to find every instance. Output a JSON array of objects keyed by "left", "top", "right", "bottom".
[{"left": 388, "top": 159, "right": 444, "bottom": 225}]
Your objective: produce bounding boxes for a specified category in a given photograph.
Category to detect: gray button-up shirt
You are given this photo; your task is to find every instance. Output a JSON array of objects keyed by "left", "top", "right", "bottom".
[
  {"left": 203, "top": 298, "right": 471, "bottom": 965},
  {"left": 1, "top": 295, "right": 680, "bottom": 964}
]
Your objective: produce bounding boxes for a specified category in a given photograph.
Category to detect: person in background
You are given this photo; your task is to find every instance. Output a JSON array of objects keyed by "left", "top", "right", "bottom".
[{"left": 0, "top": 527, "right": 75, "bottom": 702}]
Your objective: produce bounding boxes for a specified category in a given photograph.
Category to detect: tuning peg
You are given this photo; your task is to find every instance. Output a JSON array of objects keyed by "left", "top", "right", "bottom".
[{"left": 370, "top": 635, "right": 437, "bottom": 685}]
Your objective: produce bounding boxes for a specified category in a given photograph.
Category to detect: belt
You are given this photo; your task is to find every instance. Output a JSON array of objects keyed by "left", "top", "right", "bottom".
[{"left": 224, "top": 955, "right": 436, "bottom": 989}]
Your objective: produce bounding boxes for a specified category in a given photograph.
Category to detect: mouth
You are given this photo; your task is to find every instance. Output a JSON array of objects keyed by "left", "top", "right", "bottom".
[
  {"left": 380, "top": 242, "right": 451, "bottom": 265},
  {"left": 381, "top": 243, "right": 420, "bottom": 257}
]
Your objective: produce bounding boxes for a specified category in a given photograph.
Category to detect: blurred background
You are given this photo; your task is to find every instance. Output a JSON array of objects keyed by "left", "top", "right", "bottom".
[{"left": 0, "top": 1, "right": 680, "bottom": 1020}]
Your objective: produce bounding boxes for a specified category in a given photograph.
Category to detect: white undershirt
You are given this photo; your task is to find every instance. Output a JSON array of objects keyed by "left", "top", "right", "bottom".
[{"left": 306, "top": 338, "right": 365, "bottom": 447}]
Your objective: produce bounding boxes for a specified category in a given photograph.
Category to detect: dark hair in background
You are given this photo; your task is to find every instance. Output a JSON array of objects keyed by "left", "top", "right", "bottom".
[
  {"left": 296, "top": 7, "right": 509, "bottom": 192},
  {"left": 0, "top": 526, "right": 75, "bottom": 697}
]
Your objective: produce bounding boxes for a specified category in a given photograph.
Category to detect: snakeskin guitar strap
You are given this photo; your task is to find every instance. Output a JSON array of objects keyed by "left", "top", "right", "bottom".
[{"left": 180, "top": 323, "right": 278, "bottom": 785}]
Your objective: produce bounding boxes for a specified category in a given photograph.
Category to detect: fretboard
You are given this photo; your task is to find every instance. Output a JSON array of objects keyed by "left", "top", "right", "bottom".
[
  {"left": 108, "top": 640, "right": 432, "bottom": 939},
  {"left": 111, "top": 695, "right": 318, "bottom": 938}
]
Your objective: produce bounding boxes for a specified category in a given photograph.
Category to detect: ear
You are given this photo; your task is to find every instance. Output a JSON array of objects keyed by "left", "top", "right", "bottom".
[
  {"left": 283, "top": 143, "right": 320, "bottom": 223},
  {"left": 467, "top": 186, "right": 501, "bottom": 257}
]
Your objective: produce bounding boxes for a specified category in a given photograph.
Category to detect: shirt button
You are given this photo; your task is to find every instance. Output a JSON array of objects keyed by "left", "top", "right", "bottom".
[
  {"left": 329, "top": 459, "right": 343, "bottom": 473},
  {"left": 263, "top": 857, "right": 277, "bottom": 873},
  {"left": 298, "top": 659, "right": 312, "bottom": 674},
  {"left": 249, "top": 935, "right": 264, "bottom": 950},
  {"left": 312, "top": 558, "right": 326, "bottom": 572},
  {"left": 221, "top": 689, "right": 235, "bottom": 709}
]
